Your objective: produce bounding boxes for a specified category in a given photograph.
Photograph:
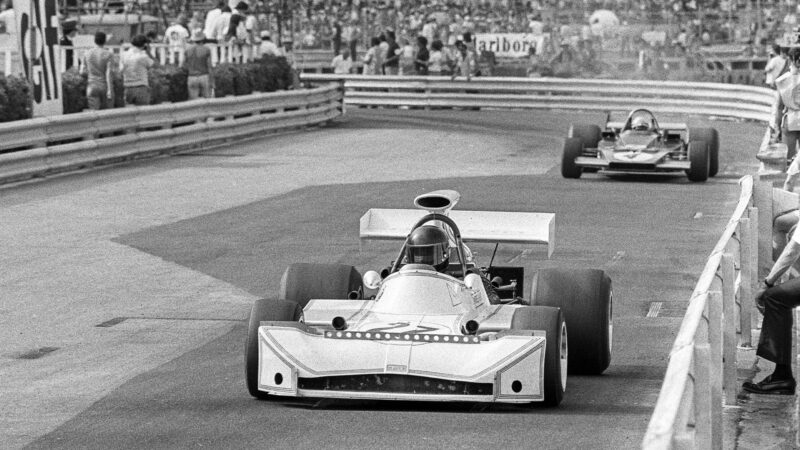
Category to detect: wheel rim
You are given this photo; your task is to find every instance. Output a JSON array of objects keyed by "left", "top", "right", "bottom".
[{"left": 560, "top": 321, "right": 568, "bottom": 390}]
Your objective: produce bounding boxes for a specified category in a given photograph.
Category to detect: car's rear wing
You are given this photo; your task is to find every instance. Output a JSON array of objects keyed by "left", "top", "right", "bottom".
[
  {"left": 606, "top": 121, "right": 688, "bottom": 131},
  {"left": 359, "top": 209, "right": 555, "bottom": 258}
]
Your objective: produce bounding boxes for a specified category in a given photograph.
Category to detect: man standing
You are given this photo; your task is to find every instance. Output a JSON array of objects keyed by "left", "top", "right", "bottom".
[
  {"left": 60, "top": 19, "right": 78, "bottom": 70},
  {"left": 331, "top": 49, "right": 353, "bottom": 74},
  {"left": 774, "top": 47, "right": 800, "bottom": 164},
  {"left": 121, "top": 35, "right": 154, "bottom": 106},
  {"left": 225, "top": 2, "right": 249, "bottom": 44},
  {"left": 204, "top": 1, "right": 225, "bottom": 44},
  {"left": 259, "top": 31, "right": 279, "bottom": 56},
  {"left": 382, "top": 30, "right": 400, "bottom": 75},
  {"left": 81, "top": 31, "right": 114, "bottom": 110},
  {"left": 765, "top": 44, "right": 788, "bottom": 89},
  {"left": 182, "top": 30, "right": 213, "bottom": 99},
  {"left": 164, "top": 18, "right": 189, "bottom": 63}
]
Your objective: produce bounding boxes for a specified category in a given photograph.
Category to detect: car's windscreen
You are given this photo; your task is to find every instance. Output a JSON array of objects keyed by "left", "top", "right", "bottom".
[{"left": 372, "top": 272, "right": 466, "bottom": 315}]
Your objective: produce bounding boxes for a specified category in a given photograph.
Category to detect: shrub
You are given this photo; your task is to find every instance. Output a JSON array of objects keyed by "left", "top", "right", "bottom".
[
  {"left": 61, "top": 67, "right": 88, "bottom": 114},
  {"left": 212, "top": 63, "right": 238, "bottom": 97},
  {"left": 148, "top": 65, "right": 189, "bottom": 104},
  {"left": 0, "top": 74, "right": 33, "bottom": 121}
]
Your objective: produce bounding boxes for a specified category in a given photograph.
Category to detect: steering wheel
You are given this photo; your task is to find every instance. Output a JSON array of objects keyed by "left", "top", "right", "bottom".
[{"left": 388, "top": 213, "right": 468, "bottom": 278}]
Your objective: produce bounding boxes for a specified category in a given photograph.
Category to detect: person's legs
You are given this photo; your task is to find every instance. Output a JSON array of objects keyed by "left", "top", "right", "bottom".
[
  {"left": 187, "top": 76, "right": 201, "bottom": 99},
  {"left": 744, "top": 277, "right": 800, "bottom": 394}
]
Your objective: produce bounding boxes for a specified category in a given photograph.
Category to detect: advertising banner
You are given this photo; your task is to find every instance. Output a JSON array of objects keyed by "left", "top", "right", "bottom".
[
  {"left": 474, "top": 33, "right": 541, "bottom": 58},
  {"left": 14, "top": 0, "right": 62, "bottom": 116}
]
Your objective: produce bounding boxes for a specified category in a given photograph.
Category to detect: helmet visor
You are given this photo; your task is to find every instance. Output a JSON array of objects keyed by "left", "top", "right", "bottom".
[{"left": 407, "top": 242, "right": 447, "bottom": 265}]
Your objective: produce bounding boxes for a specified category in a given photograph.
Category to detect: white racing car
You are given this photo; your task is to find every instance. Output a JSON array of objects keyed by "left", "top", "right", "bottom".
[{"left": 245, "top": 190, "right": 612, "bottom": 406}]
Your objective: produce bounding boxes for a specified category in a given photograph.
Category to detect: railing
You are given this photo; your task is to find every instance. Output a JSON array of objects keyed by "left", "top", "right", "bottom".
[
  {"left": 300, "top": 74, "right": 775, "bottom": 123},
  {"left": 641, "top": 176, "right": 764, "bottom": 449},
  {"left": 0, "top": 83, "right": 343, "bottom": 185}
]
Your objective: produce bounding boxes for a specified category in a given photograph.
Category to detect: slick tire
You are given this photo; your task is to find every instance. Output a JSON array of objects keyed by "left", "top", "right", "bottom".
[
  {"left": 562, "top": 137, "right": 584, "bottom": 179},
  {"left": 278, "top": 263, "right": 363, "bottom": 308},
  {"left": 689, "top": 128, "right": 719, "bottom": 177},
  {"left": 530, "top": 268, "right": 613, "bottom": 375},
  {"left": 568, "top": 124, "right": 602, "bottom": 149},
  {"left": 245, "top": 298, "right": 303, "bottom": 400},
  {"left": 687, "top": 140, "right": 710, "bottom": 182},
  {"left": 512, "top": 306, "right": 567, "bottom": 407}
]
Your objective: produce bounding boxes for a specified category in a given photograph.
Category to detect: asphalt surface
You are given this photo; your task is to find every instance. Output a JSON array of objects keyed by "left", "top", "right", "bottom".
[{"left": 0, "top": 108, "right": 791, "bottom": 449}]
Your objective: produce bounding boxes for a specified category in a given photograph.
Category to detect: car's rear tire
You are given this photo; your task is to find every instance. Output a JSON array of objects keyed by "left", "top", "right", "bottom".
[
  {"left": 561, "top": 137, "right": 583, "bottom": 179},
  {"left": 511, "top": 306, "right": 567, "bottom": 407},
  {"left": 245, "top": 298, "right": 303, "bottom": 399},
  {"left": 687, "top": 140, "right": 709, "bottom": 182},
  {"left": 530, "top": 268, "right": 612, "bottom": 375},
  {"left": 689, "top": 128, "right": 719, "bottom": 177},
  {"left": 278, "top": 263, "right": 363, "bottom": 308},
  {"left": 568, "top": 124, "right": 602, "bottom": 149}
]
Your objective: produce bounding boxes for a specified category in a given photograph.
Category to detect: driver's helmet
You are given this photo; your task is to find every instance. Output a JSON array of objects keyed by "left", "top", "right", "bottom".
[
  {"left": 405, "top": 225, "right": 449, "bottom": 272},
  {"left": 631, "top": 113, "right": 652, "bottom": 131}
]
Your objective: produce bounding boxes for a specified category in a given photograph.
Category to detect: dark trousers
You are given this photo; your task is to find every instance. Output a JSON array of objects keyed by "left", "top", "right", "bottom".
[
  {"left": 758, "top": 277, "right": 800, "bottom": 365},
  {"left": 783, "top": 127, "right": 800, "bottom": 162}
]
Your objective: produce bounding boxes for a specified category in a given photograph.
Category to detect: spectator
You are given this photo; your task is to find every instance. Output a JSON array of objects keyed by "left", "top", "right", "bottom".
[
  {"left": 182, "top": 29, "right": 213, "bottom": 99},
  {"left": 378, "top": 33, "right": 389, "bottom": 73},
  {"left": 362, "top": 36, "right": 382, "bottom": 75},
  {"left": 332, "top": 18, "right": 342, "bottom": 55},
  {"left": 422, "top": 17, "right": 436, "bottom": 44},
  {"left": 415, "top": 35, "right": 429, "bottom": 75},
  {"left": 164, "top": 18, "right": 189, "bottom": 63},
  {"left": 399, "top": 37, "right": 415, "bottom": 75},
  {"left": 259, "top": 31, "right": 279, "bottom": 56},
  {"left": 225, "top": 2, "right": 249, "bottom": 44},
  {"left": 774, "top": 47, "right": 800, "bottom": 164},
  {"left": 211, "top": 6, "right": 232, "bottom": 43},
  {"left": 331, "top": 48, "right": 353, "bottom": 74},
  {"left": 188, "top": 11, "right": 203, "bottom": 34},
  {"left": 743, "top": 226, "right": 800, "bottom": 395},
  {"left": 204, "top": 1, "right": 225, "bottom": 44},
  {"left": 60, "top": 19, "right": 78, "bottom": 70},
  {"left": 451, "top": 40, "right": 476, "bottom": 80},
  {"left": 121, "top": 34, "right": 154, "bottom": 106},
  {"left": 428, "top": 39, "right": 444, "bottom": 76},
  {"left": 765, "top": 44, "right": 788, "bottom": 88},
  {"left": 383, "top": 30, "right": 400, "bottom": 75},
  {"left": 342, "top": 19, "right": 360, "bottom": 61},
  {"left": 81, "top": 31, "right": 114, "bottom": 110}
]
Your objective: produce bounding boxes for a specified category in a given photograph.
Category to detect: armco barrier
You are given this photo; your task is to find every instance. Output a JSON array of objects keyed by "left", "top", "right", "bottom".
[
  {"left": 0, "top": 83, "right": 343, "bottom": 184},
  {"left": 300, "top": 74, "right": 775, "bottom": 123}
]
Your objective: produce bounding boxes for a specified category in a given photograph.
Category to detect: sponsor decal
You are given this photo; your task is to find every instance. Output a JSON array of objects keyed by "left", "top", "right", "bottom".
[
  {"left": 475, "top": 33, "right": 539, "bottom": 58},
  {"left": 14, "top": 0, "right": 62, "bottom": 115}
]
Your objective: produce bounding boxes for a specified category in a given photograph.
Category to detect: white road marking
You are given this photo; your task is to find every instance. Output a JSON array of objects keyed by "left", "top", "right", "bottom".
[
  {"left": 693, "top": 212, "right": 703, "bottom": 219},
  {"left": 647, "top": 302, "right": 663, "bottom": 318}
]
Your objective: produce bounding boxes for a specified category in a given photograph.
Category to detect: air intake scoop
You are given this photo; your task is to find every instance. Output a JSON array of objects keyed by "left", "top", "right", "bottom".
[{"left": 414, "top": 190, "right": 460, "bottom": 214}]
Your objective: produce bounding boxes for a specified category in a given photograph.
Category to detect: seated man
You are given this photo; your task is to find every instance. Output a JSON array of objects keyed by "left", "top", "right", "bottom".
[{"left": 629, "top": 113, "right": 654, "bottom": 132}]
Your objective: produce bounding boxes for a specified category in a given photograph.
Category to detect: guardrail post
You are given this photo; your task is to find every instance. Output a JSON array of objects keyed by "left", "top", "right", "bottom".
[
  {"left": 673, "top": 372, "right": 696, "bottom": 449},
  {"left": 740, "top": 216, "right": 753, "bottom": 347},
  {"left": 752, "top": 177, "right": 773, "bottom": 278},
  {"left": 694, "top": 342, "right": 713, "bottom": 450},
  {"left": 707, "top": 289, "right": 724, "bottom": 449},
  {"left": 721, "top": 252, "right": 738, "bottom": 404}
]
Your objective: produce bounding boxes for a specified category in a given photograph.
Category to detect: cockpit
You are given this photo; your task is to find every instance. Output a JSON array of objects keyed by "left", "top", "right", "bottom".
[{"left": 624, "top": 109, "right": 659, "bottom": 133}]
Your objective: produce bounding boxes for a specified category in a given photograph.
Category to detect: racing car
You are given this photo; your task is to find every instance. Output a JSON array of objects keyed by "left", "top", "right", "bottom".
[
  {"left": 561, "top": 109, "right": 720, "bottom": 182},
  {"left": 245, "top": 190, "right": 612, "bottom": 407}
]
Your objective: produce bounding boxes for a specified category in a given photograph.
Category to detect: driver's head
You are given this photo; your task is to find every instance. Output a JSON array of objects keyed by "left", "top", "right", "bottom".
[
  {"left": 631, "top": 114, "right": 651, "bottom": 131},
  {"left": 406, "top": 225, "right": 449, "bottom": 272}
]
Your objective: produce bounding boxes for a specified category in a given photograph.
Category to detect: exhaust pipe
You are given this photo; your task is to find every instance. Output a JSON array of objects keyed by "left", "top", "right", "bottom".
[
  {"left": 461, "top": 319, "right": 479, "bottom": 335},
  {"left": 332, "top": 316, "right": 347, "bottom": 331}
]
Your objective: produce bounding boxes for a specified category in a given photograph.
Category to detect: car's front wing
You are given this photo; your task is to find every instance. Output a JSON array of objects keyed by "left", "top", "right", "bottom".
[
  {"left": 257, "top": 323, "right": 547, "bottom": 403},
  {"left": 574, "top": 156, "right": 690, "bottom": 172}
]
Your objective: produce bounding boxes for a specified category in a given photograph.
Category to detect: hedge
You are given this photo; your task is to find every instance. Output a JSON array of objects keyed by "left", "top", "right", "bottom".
[{"left": 0, "top": 74, "right": 33, "bottom": 122}]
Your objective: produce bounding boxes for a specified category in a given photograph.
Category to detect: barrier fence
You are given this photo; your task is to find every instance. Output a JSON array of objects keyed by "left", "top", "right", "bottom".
[
  {"left": 300, "top": 74, "right": 775, "bottom": 123},
  {"left": 0, "top": 83, "right": 343, "bottom": 184}
]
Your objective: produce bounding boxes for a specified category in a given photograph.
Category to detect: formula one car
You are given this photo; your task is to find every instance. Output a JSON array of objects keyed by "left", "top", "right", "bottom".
[
  {"left": 245, "top": 190, "right": 612, "bottom": 407},
  {"left": 561, "top": 109, "right": 720, "bottom": 182}
]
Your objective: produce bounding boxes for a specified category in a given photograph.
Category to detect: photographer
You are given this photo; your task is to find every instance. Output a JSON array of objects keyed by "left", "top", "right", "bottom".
[{"left": 121, "top": 35, "right": 155, "bottom": 106}]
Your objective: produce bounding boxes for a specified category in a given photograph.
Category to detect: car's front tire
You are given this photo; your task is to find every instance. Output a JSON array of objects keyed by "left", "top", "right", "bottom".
[
  {"left": 278, "top": 263, "right": 363, "bottom": 308},
  {"left": 561, "top": 137, "right": 584, "bottom": 179},
  {"left": 689, "top": 128, "right": 719, "bottom": 177},
  {"left": 687, "top": 140, "right": 709, "bottom": 182},
  {"left": 245, "top": 299, "right": 303, "bottom": 399},
  {"left": 530, "top": 268, "right": 612, "bottom": 375},
  {"left": 511, "top": 306, "right": 567, "bottom": 407}
]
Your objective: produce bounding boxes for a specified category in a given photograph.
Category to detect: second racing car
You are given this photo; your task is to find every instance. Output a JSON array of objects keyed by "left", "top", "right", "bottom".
[
  {"left": 561, "top": 109, "right": 720, "bottom": 182},
  {"left": 245, "top": 190, "right": 613, "bottom": 407}
]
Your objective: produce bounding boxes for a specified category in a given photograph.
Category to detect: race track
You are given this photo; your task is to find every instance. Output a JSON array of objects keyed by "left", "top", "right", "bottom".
[{"left": 0, "top": 108, "right": 763, "bottom": 449}]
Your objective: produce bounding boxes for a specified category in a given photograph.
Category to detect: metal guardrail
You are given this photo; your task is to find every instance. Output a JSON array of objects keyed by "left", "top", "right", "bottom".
[
  {"left": 0, "top": 83, "right": 343, "bottom": 184},
  {"left": 300, "top": 74, "right": 775, "bottom": 123},
  {"left": 642, "top": 176, "right": 762, "bottom": 449}
]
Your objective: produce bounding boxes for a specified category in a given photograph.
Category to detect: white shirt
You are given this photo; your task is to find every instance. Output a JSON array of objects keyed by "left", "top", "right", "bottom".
[
  {"left": 331, "top": 54, "right": 353, "bottom": 74},
  {"left": 259, "top": 39, "right": 279, "bottom": 56},
  {"left": 766, "top": 55, "right": 787, "bottom": 85},
  {"left": 164, "top": 24, "right": 189, "bottom": 50},
  {"left": 212, "top": 12, "right": 231, "bottom": 41},
  {"left": 203, "top": 8, "right": 221, "bottom": 40}
]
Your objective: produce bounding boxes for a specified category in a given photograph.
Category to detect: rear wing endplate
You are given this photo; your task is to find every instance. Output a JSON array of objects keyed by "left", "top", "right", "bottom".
[{"left": 359, "top": 209, "right": 555, "bottom": 258}]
